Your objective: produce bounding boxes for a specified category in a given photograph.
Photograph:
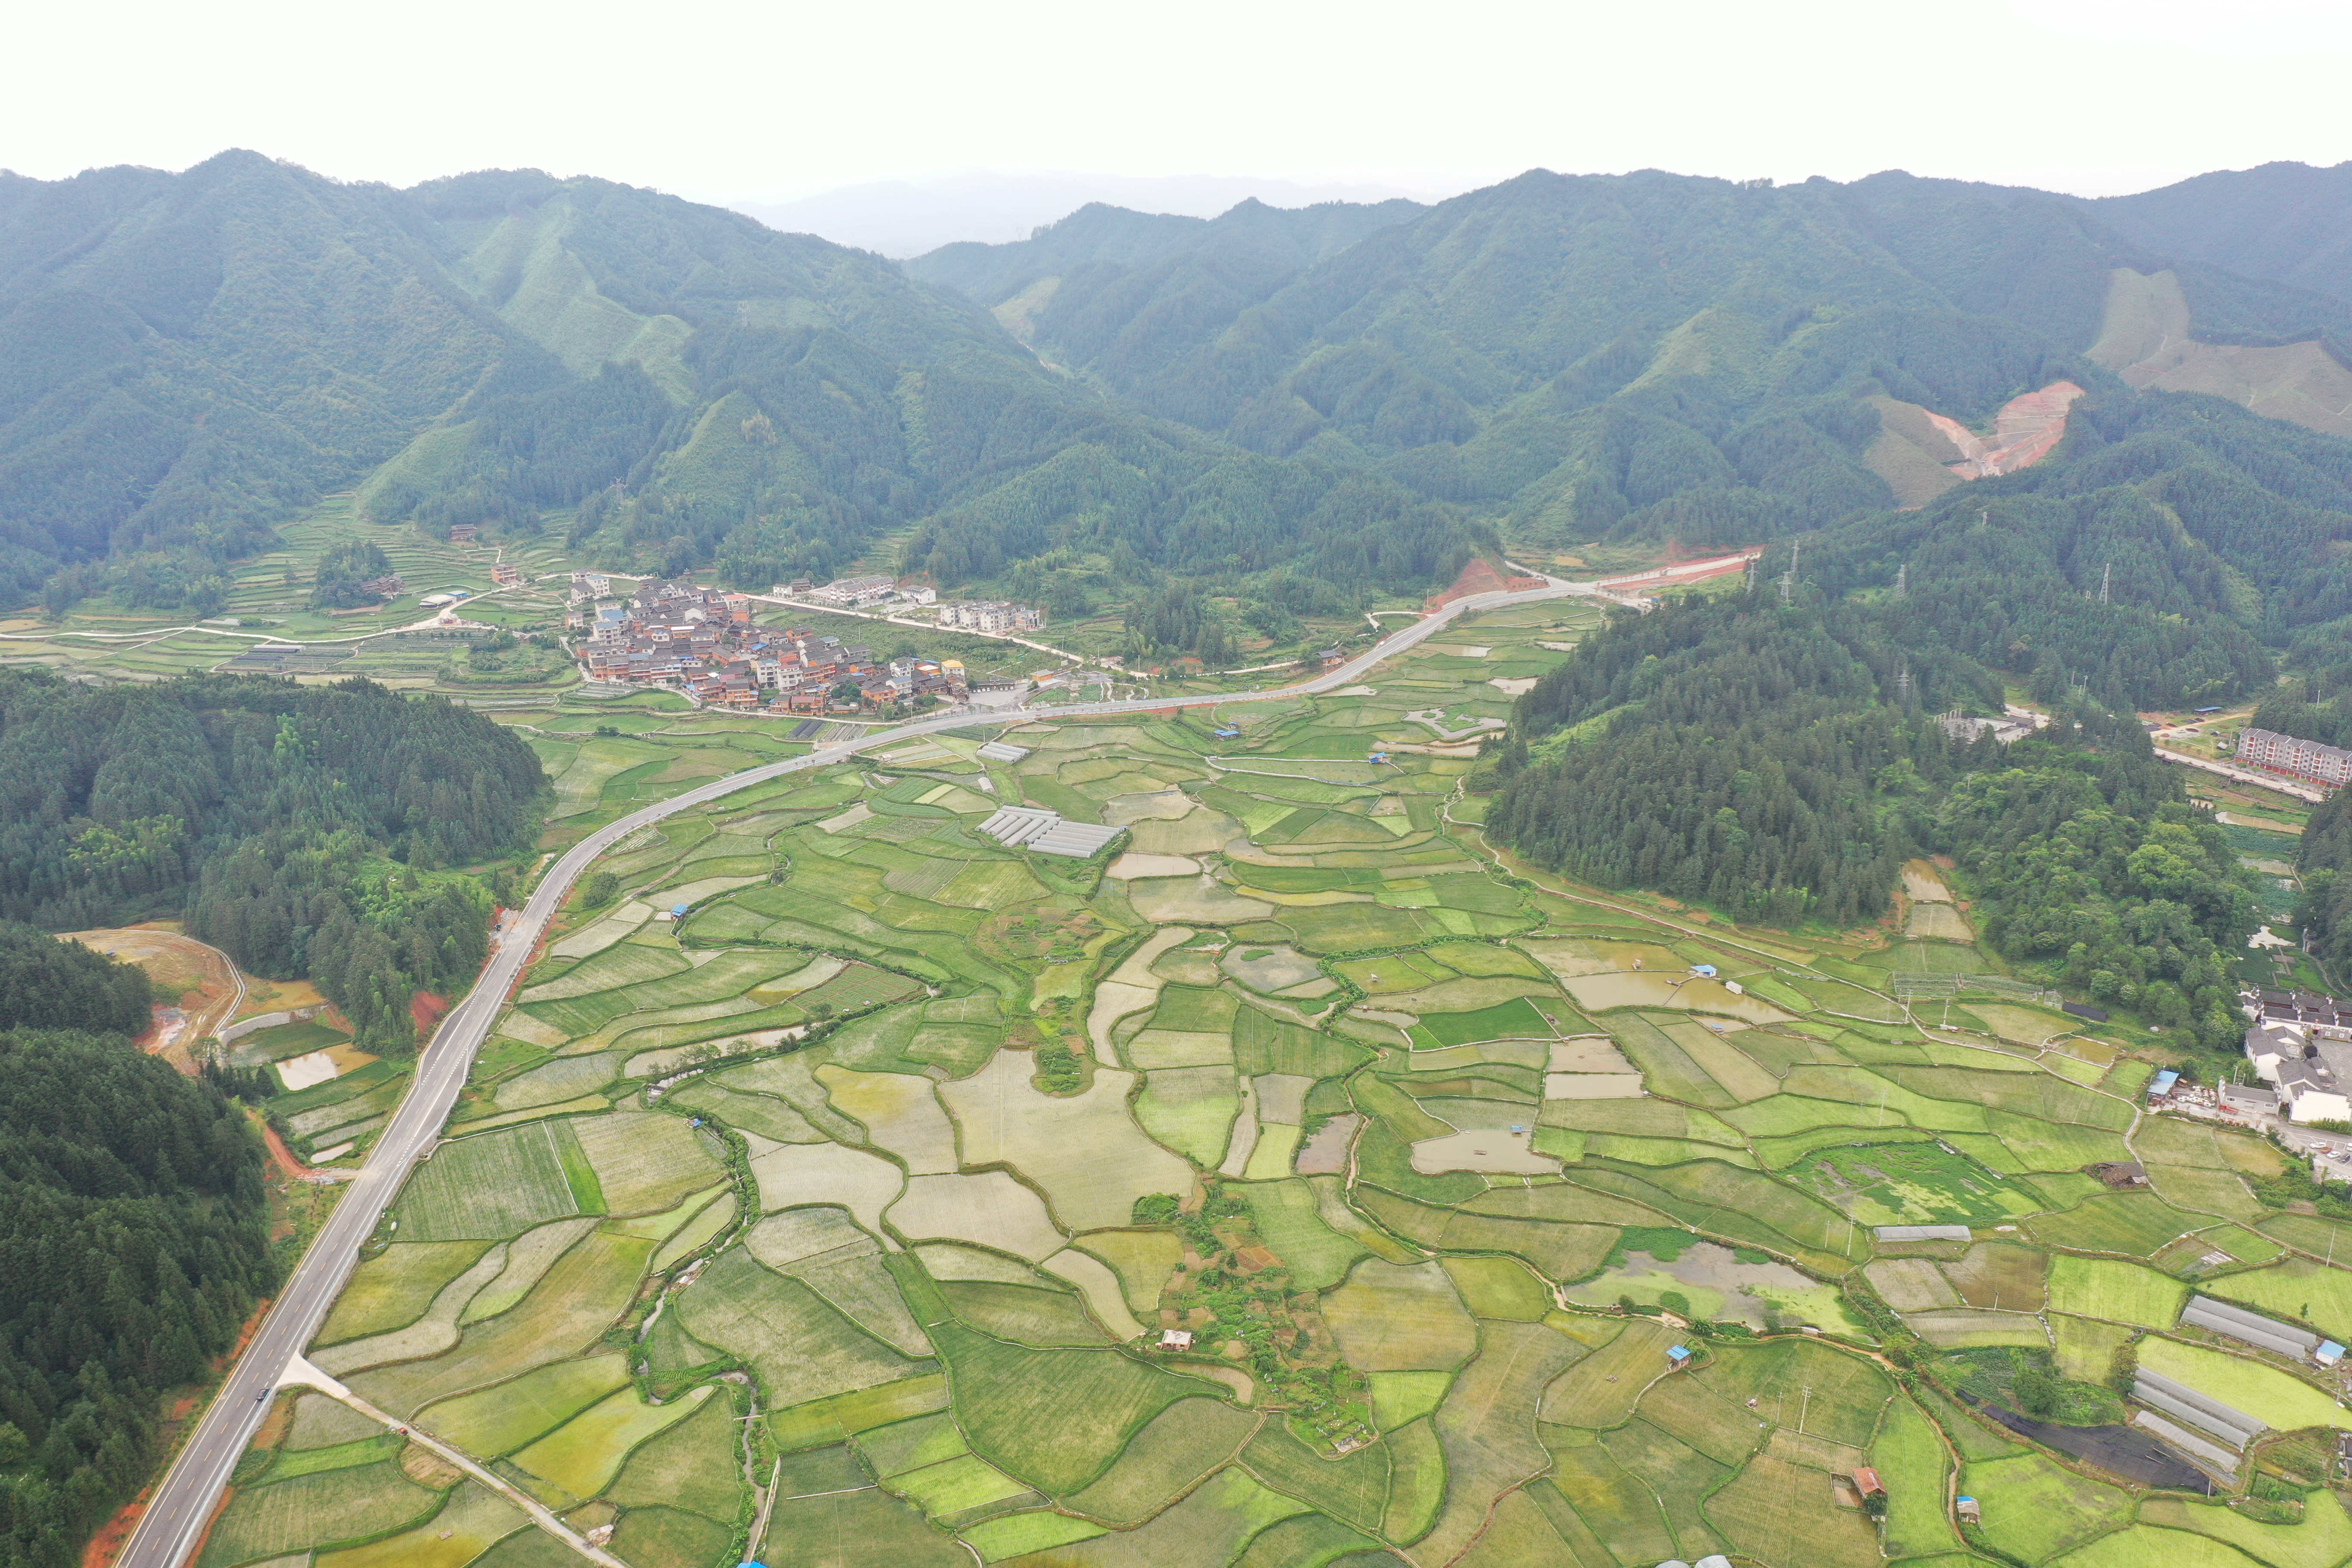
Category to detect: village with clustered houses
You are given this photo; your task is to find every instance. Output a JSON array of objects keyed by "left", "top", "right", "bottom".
[{"left": 563, "top": 571, "right": 1039, "bottom": 714}]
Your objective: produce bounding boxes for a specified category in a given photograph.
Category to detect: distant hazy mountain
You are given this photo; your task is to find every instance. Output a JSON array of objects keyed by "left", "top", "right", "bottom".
[
  {"left": 904, "top": 197, "right": 1427, "bottom": 385},
  {"left": 732, "top": 170, "right": 1446, "bottom": 257},
  {"left": 2079, "top": 162, "right": 2352, "bottom": 304}
]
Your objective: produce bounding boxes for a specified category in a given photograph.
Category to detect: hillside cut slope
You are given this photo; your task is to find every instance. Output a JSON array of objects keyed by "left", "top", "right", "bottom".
[{"left": 2085, "top": 267, "right": 2352, "bottom": 440}]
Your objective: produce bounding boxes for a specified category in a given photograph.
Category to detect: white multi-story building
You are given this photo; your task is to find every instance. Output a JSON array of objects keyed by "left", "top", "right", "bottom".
[
  {"left": 2248, "top": 1019, "right": 2352, "bottom": 1124},
  {"left": 2238, "top": 728, "right": 2352, "bottom": 787},
  {"left": 808, "top": 574, "right": 899, "bottom": 606},
  {"left": 938, "top": 600, "right": 1043, "bottom": 633}
]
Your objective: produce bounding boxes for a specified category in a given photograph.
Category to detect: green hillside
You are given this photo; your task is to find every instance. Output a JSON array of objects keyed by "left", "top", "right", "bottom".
[
  {"left": 905, "top": 196, "right": 1425, "bottom": 369},
  {"left": 0, "top": 157, "right": 1470, "bottom": 626},
  {"left": 911, "top": 169, "right": 2352, "bottom": 559},
  {"left": 0, "top": 151, "right": 527, "bottom": 609},
  {"left": 16, "top": 155, "right": 2352, "bottom": 679}
]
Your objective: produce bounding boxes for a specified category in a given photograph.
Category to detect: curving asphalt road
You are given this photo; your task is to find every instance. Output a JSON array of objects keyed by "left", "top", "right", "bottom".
[{"left": 117, "top": 573, "right": 1587, "bottom": 1568}]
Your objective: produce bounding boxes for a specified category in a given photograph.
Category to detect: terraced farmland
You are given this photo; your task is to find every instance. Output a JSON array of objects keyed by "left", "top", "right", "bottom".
[{"left": 230, "top": 615, "right": 2352, "bottom": 1568}]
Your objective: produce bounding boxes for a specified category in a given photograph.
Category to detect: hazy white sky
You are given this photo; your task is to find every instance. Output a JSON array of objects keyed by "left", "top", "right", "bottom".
[{"left": 5, "top": 0, "right": 2345, "bottom": 203}]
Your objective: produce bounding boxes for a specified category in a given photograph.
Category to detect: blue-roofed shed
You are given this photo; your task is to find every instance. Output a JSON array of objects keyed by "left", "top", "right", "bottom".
[
  {"left": 672, "top": 903, "right": 690, "bottom": 918},
  {"left": 2149, "top": 1070, "right": 2180, "bottom": 1099},
  {"left": 1666, "top": 1344, "right": 1692, "bottom": 1367},
  {"left": 1690, "top": 964, "right": 1717, "bottom": 978}
]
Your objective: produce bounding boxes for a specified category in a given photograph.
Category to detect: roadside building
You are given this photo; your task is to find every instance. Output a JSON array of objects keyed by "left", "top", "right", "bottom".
[
  {"left": 2219, "top": 1082, "right": 2279, "bottom": 1118},
  {"left": 2238, "top": 728, "right": 2352, "bottom": 788}
]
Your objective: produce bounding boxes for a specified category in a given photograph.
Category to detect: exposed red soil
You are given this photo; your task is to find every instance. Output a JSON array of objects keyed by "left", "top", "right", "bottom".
[
  {"left": 1593, "top": 549, "right": 1762, "bottom": 596},
  {"left": 81, "top": 1501, "right": 142, "bottom": 1568},
  {"left": 257, "top": 1116, "right": 317, "bottom": 1183},
  {"left": 409, "top": 990, "right": 450, "bottom": 1037},
  {"left": 1937, "top": 380, "right": 2085, "bottom": 478},
  {"left": 1423, "top": 557, "right": 1546, "bottom": 613}
]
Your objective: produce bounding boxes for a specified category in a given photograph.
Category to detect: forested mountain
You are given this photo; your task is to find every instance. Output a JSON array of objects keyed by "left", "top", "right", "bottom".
[
  {"left": 1493, "top": 594, "right": 2254, "bottom": 1048},
  {"left": 0, "top": 1029, "right": 273, "bottom": 1568},
  {"left": 1800, "top": 390, "right": 2352, "bottom": 709},
  {"left": 906, "top": 197, "right": 1424, "bottom": 303},
  {"left": 16, "top": 152, "right": 2352, "bottom": 669},
  {"left": 0, "top": 925, "right": 150, "bottom": 1035},
  {"left": 0, "top": 154, "right": 522, "bottom": 610},
  {"left": 2079, "top": 162, "right": 2352, "bottom": 306},
  {"left": 0, "top": 154, "right": 1472, "bottom": 617},
  {"left": 2297, "top": 788, "right": 2352, "bottom": 981},
  {"left": 908, "top": 169, "right": 2352, "bottom": 555},
  {"left": 0, "top": 940, "right": 272, "bottom": 1568},
  {"left": 0, "top": 671, "right": 543, "bottom": 1048}
]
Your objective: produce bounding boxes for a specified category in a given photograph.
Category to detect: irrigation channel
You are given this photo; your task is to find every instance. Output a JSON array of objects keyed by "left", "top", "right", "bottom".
[{"left": 116, "top": 571, "right": 1592, "bottom": 1568}]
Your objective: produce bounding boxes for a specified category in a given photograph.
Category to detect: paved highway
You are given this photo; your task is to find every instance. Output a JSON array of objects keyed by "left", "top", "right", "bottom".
[{"left": 117, "top": 573, "right": 1586, "bottom": 1567}]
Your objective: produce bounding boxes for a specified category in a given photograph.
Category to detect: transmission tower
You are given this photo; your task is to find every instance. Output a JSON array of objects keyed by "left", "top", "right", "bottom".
[
  {"left": 1779, "top": 539, "right": 1800, "bottom": 607},
  {"left": 1893, "top": 563, "right": 1907, "bottom": 601},
  {"left": 2099, "top": 562, "right": 2110, "bottom": 605}
]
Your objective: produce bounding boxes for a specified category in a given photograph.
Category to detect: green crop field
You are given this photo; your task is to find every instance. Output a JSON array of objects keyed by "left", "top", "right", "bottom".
[
  {"left": 1705, "top": 1450, "right": 1883, "bottom": 1568},
  {"left": 1958, "top": 1450, "right": 2136, "bottom": 1562},
  {"left": 196, "top": 1461, "right": 442, "bottom": 1568},
  {"left": 316, "top": 1240, "right": 494, "bottom": 1344},
  {"left": 510, "top": 1384, "right": 710, "bottom": 1499},
  {"left": 2138, "top": 1336, "right": 2350, "bottom": 1432},
  {"left": 248, "top": 707, "right": 2296, "bottom": 1566},
  {"left": 2044, "top": 1255, "right": 2189, "bottom": 1328},
  {"left": 2207, "top": 1256, "right": 2352, "bottom": 1344},
  {"left": 1411, "top": 996, "right": 1556, "bottom": 1047},
  {"left": 393, "top": 1120, "right": 588, "bottom": 1239},
  {"left": 2028, "top": 1192, "right": 2207, "bottom": 1258},
  {"left": 2140, "top": 1491, "right": 2352, "bottom": 1568},
  {"left": 927, "top": 1323, "right": 1210, "bottom": 1494},
  {"left": 1061, "top": 1396, "right": 1257, "bottom": 1523},
  {"left": 419, "top": 1352, "right": 631, "bottom": 1456}
]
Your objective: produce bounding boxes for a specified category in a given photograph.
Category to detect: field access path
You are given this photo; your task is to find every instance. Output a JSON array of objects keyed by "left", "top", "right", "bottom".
[{"left": 116, "top": 573, "right": 1594, "bottom": 1568}]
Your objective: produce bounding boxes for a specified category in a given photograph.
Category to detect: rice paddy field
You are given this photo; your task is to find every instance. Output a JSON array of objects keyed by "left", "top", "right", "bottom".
[{"left": 222, "top": 605, "right": 2352, "bottom": 1568}]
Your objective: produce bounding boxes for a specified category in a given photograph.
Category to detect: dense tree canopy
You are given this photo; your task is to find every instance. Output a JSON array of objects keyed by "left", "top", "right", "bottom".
[
  {"left": 2298, "top": 787, "right": 2352, "bottom": 981},
  {"left": 1492, "top": 594, "right": 2255, "bottom": 1047},
  {"left": 0, "top": 1030, "right": 272, "bottom": 1568},
  {"left": 0, "top": 928, "right": 148, "bottom": 1037},
  {"left": 0, "top": 671, "right": 542, "bottom": 1049},
  {"left": 305, "top": 540, "right": 396, "bottom": 610}
]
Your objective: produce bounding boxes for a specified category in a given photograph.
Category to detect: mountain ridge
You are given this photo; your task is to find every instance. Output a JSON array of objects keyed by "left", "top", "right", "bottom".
[
  {"left": 0, "top": 152, "right": 1479, "bottom": 622},
  {"left": 12, "top": 152, "right": 2352, "bottom": 692},
  {"left": 2076, "top": 160, "right": 2352, "bottom": 305}
]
